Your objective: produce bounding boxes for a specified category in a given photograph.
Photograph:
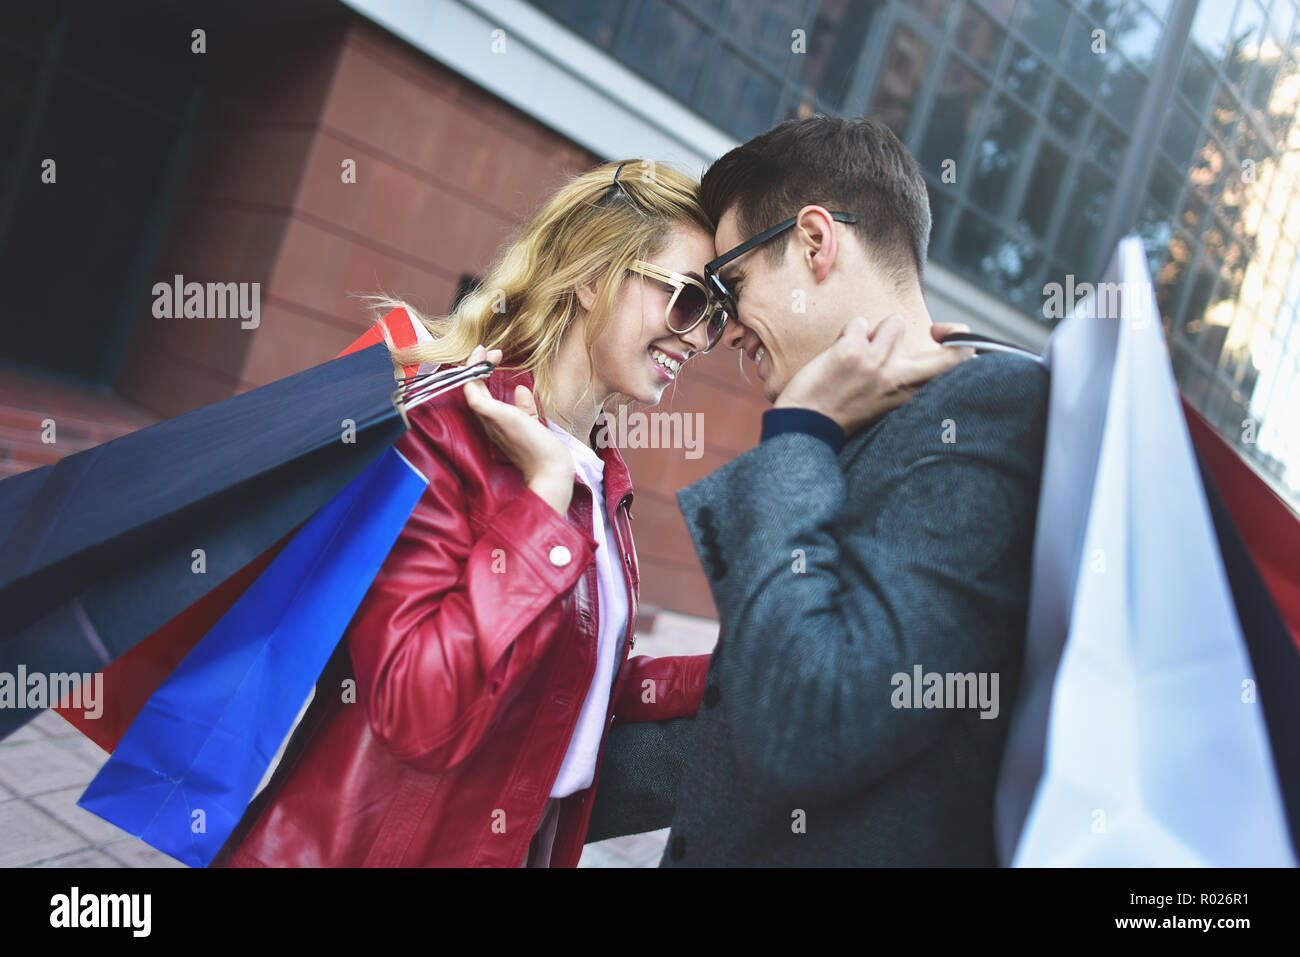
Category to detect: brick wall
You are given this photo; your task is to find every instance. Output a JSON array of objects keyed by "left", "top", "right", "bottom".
[{"left": 0, "top": 367, "right": 157, "bottom": 480}]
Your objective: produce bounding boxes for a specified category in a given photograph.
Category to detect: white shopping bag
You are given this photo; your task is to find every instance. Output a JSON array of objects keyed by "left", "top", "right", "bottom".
[{"left": 995, "top": 236, "right": 1295, "bottom": 866}]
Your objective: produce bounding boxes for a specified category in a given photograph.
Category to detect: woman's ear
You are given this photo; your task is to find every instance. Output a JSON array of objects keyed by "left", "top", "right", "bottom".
[{"left": 575, "top": 276, "right": 600, "bottom": 312}]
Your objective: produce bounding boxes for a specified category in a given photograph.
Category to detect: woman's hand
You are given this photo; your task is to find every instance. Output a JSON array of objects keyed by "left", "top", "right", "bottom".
[
  {"left": 462, "top": 345, "right": 575, "bottom": 516},
  {"left": 774, "top": 315, "right": 973, "bottom": 437}
]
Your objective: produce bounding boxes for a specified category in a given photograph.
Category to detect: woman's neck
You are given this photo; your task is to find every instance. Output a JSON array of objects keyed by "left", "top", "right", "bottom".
[{"left": 544, "top": 335, "right": 610, "bottom": 448}]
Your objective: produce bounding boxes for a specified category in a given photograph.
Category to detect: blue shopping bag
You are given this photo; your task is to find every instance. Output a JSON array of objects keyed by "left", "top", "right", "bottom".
[{"left": 77, "top": 446, "right": 428, "bottom": 867}]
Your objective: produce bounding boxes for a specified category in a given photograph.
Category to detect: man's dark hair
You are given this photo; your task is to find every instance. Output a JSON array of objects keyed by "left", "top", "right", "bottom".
[{"left": 700, "top": 116, "right": 932, "bottom": 287}]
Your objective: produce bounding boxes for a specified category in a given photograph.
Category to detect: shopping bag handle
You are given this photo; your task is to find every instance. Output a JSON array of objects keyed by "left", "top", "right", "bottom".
[
  {"left": 939, "top": 331, "right": 1045, "bottom": 363},
  {"left": 394, "top": 361, "right": 495, "bottom": 415}
]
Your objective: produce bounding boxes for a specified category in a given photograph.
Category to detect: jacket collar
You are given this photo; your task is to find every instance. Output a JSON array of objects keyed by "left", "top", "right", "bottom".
[{"left": 485, "top": 367, "right": 635, "bottom": 516}]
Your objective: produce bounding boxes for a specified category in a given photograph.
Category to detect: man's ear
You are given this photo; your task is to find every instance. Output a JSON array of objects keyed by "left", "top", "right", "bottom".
[{"left": 793, "top": 205, "right": 839, "bottom": 284}]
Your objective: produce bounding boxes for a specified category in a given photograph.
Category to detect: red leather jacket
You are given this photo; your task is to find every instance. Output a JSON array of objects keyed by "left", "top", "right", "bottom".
[{"left": 214, "top": 366, "right": 710, "bottom": 867}]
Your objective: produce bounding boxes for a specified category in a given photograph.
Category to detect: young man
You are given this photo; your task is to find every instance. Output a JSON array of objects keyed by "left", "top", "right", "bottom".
[{"left": 587, "top": 117, "right": 1050, "bottom": 866}]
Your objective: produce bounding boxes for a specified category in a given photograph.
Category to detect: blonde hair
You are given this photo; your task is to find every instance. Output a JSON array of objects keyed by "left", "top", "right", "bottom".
[{"left": 355, "top": 160, "right": 712, "bottom": 428}]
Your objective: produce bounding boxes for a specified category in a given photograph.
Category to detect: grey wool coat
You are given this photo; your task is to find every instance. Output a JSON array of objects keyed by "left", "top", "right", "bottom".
[{"left": 586, "top": 352, "right": 1050, "bottom": 866}]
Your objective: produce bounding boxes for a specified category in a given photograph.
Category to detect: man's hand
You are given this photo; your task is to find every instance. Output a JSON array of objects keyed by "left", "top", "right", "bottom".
[{"left": 773, "top": 316, "right": 973, "bottom": 436}]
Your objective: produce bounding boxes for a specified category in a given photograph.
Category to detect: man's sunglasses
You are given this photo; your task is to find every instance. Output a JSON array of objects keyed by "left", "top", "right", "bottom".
[
  {"left": 627, "top": 260, "right": 730, "bottom": 353},
  {"left": 704, "top": 211, "right": 858, "bottom": 319}
]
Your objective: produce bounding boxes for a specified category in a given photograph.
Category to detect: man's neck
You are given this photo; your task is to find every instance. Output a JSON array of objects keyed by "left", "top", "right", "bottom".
[{"left": 858, "top": 282, "right": 935, "bottom": 354}]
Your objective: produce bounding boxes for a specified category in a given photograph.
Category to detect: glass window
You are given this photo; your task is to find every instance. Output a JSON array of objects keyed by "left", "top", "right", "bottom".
[
  {"left": 1179, "top": 249, "right": 1222, "bottom": 345},
  {"left": 1178, "top": 46, "right": 1216, "bottom": 112},
  {"left": 1003, "top": 42, "right": 1050, "bottom": 107},
  {"left": 1135, "top": 196, "right": 1175, "bottom": 272},
  {"left": 1085, "top": 115, "right": 1128, "bottom": 171},
  {"left": 867, "top": 22, "right": 932, "bottom": 141},
  {"left": 1046, "top": 81, "right": 1087, "bottom": 137},
  {"left": 1161, "top": 104, "right": 1201, "bottom": 163},
  {"left": 1156, "top": 229, "right": 1194, "bottom": 322},
  {"left": 950, "top": 207, "right": 999, "bottom": 279},
  {"left": 953, "top": 210, "right": 1044, "bottom": 309},
  {"left": 1191, "top": 0, "right": 1238, "bottom": 66},
  {"left": 616, "top": 0, "right": 712, "bottom": 103},
  {"left": 1225, "top": 1, "right": 1267, "bottom": 86},
  {"left": 1056, "top": 161, "right": 1114, "bottom": 266},
  {"left": 913, "top": 0, "right": 955, "bottom": 29},
  {"left": 955, "top": 2, "right": 1006, "bottom": 70},
  {"left": 1244, "top": 44, "right": 1283, "bottom": 114},
  {"left": 1099, "top": 55, "right": 1146, "bottom": 125},
  {"left": 1188, "top": 133, "right": 1229, "bottom": 205},
  {"left": 1059, "top": 16, "right": 1106, "bottom": 95},
  {"left": 1269, "top": 0, "right": 1296, "bottom": 46},
  {"left": 1198, "top": 318, "right": 1232, "bottom": 370},
  {"left": 1019, "top": 140, "right": 1068, "bottom": 240},
  {"left": 979, "top": 0, "right": 1018, "bottom": 19},
  {"left": 1182, "top": 191, "right": 1210, "bottom": 240},
  {"left": 1147, "top": 161, "right": 1182, "bottom": 213},
  {"left": 1016, "top": 0, "right": 1071, "bottom": 56},
  {"left": 1267, "top": 72, "right": 1296, "bottom": 140},
  {"left": 797, "top": 0, "right": 886, "bottom": 109},
  {"left": 1209, "top": 83, "right": 1241, "bottom": 144},
  {"left": 779, "top": 94, "right": 815, "bottom": 123},
  {"left": 1233, "top": 114, "right": 1268, "bottom": 174},
  {"left": 971, "top": 94, "right": 1035, "bottom": 215},
  {"left": 918, "top": 55, "right": 989, "bottom": 175},
  {"left": 726, "top": 0, "right": 809, "bottom": 74},
  {"left": 997, "top": 235, "right": 1047, "bottom": 309},
  {"left": 694, "top": 45, "right": 783, "bottom": 140},
  {"left": 1110, "top": 0, "right": 1164, "bottom": 69}
]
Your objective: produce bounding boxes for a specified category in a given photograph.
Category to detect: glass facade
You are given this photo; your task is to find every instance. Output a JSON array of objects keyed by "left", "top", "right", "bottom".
[
  {"left": 1155, "top": 0, "right": 1300, "bottom": 503},
  {"left": 530, "top": 0, "right": 1300, "bottom": 508}
]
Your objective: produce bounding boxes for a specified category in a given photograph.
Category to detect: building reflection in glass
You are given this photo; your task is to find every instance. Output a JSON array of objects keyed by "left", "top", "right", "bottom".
[
  {"left": 1160, "top": 22, "right": 1300, "bottom": 505},
  {"left": 526, "top": 0, "right": 1300, "bottom": 510}
]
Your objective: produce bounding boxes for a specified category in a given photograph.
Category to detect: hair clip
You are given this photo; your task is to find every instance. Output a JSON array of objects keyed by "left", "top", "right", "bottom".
[{"left": 602, "top": 161, "right": 634, "bottom": 205}]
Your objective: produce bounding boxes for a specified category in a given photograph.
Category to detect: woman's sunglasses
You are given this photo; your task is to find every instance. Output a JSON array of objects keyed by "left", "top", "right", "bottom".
[{"left": 627, "top": 260, "right": 730, "bottom": 353}]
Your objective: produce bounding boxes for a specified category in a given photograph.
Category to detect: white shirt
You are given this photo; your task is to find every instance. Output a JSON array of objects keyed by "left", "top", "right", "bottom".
[{"left": 545, "top": 421, "right": 630, "bottom": 798}]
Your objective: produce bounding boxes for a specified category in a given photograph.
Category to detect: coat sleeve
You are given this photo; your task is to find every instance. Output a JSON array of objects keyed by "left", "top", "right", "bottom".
[
  {"left": 346, "top": 406, "right": 597, "bottom": 775},
  {"left": 610, "top": 653, "right": 711, "bottom": 722},
  {"left": 585, "top": 716, "right": 698, "bottom": 842}
]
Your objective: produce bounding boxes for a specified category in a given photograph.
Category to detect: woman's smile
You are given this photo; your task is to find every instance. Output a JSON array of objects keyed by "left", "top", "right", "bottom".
[{"left": 649, "top": 345, "right": 683, "bottom": 381}]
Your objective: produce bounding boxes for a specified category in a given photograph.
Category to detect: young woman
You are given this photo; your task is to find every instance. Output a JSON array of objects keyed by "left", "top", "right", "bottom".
[{"left": 212, "top": 160, "right": 724, "bottom": 867}]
